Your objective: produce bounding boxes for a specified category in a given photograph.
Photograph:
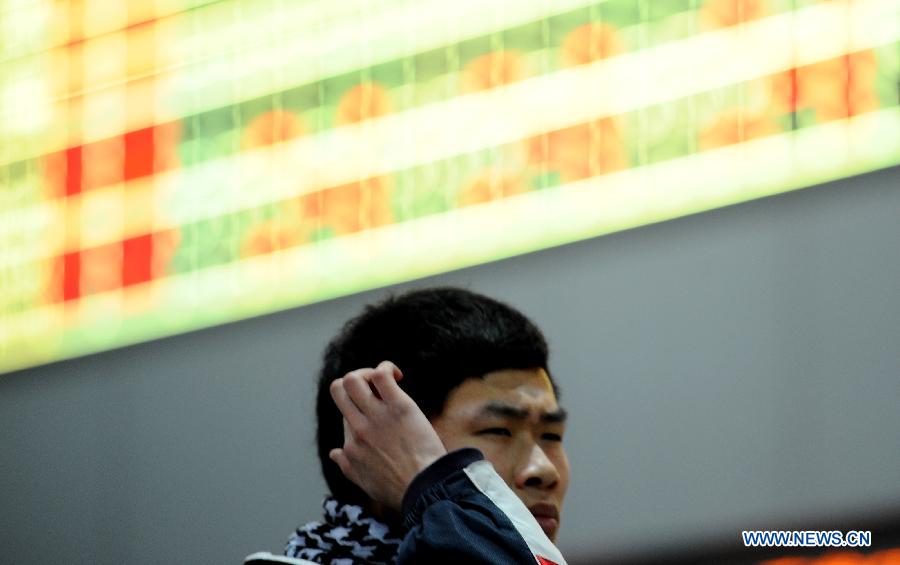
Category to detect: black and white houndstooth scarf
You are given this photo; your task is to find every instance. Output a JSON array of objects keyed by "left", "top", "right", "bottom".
[{"left": 284, "top": 497, "right": 404, "bottom": 564}]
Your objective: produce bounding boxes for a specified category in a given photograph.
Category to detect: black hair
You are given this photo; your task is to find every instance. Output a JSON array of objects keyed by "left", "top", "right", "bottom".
[{"left": 314, "top": 286, "right": 554, "bottom": 506}]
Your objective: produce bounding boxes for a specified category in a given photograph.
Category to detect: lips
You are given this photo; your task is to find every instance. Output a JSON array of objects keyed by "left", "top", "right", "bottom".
[{"left": 528, "top": 503, "right": 560, "bottom": 537}]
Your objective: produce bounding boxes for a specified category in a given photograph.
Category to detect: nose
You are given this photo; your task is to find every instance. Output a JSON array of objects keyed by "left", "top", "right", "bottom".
[{"left": 514, "top": 443, "right": 560, "bottom": 490}]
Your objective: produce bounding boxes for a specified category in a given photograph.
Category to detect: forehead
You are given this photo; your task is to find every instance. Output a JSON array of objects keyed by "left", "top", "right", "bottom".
[{"left": 442, "top": 367, "right": 559, "bottom": 418}]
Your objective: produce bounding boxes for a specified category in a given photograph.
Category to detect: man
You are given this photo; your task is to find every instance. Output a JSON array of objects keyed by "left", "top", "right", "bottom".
[{"left": 245, "top": 287, "right": 569, "bottom": 564}]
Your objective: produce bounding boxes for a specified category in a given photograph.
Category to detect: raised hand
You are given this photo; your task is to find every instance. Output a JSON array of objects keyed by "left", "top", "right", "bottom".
[{"left": 329, "top": 360, "right": 448, "bottom": 511}]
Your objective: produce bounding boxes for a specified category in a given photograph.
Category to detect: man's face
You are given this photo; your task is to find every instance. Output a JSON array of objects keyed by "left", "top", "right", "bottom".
[{"left": 430, "top": 368, "right": 570, "bottom": 541}]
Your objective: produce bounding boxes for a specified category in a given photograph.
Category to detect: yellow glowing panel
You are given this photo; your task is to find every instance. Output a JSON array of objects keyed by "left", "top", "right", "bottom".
[{"left": 0, "top": 0, "right": 898, "bottom": 374}]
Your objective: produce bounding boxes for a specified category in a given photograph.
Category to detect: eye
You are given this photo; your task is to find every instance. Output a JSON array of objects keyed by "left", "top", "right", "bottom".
[
  {"left": 477, "top": 428, "right": 512, "bottom": 437},
  {"left": 541, "top": 433, "right": 563, "bottom": 442}
]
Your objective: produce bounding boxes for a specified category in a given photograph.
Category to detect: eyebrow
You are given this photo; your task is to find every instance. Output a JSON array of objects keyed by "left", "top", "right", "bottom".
[{"left": 478, "top": 402, "right": 568, "bottom": 423}]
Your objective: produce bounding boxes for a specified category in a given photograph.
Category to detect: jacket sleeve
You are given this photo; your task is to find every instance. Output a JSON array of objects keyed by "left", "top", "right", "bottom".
[{"left": 397, "top": 448, "right": 567, "bottom": 565}]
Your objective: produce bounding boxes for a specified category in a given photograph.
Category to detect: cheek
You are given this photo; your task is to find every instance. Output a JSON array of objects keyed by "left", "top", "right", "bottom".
[
  {"left": 475, "top": 442, "right": 516, "bottom": 485},
  {"left": 434, "top": 429, "right": 516, "bottom": 483},
  {"left": 433, "top": 422, "right": 485, "bottom": 455},
  {"left": 437, "top": 433, "right": 472, "bottom": 452},
  {"left": 441, "top": 433, "right": 503, "bottom": 464}
]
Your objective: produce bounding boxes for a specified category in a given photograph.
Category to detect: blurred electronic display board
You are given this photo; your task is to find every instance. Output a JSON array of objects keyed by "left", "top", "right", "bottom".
[{"left": 1, "top": 0, "right": 898, "bottom": 373}]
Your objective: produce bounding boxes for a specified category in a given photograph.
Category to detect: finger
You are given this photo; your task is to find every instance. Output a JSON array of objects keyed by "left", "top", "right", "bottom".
[
  {"left": 375, "top": 360, "right": 403, "bottom": 382},
  {"left": 363, "top": 362, "right": 402, "bottom": 400},
  {"left": 369, "top": 363, "right": 407, "bottom": 404},
  {"left": 329, "top": 448, "right": 354, "bottom": 482},
  {"left": 348, "top": 367, "right": 384, "bottom": 400},
  {"left": 330, "top": 378, "right": 366, "bottom": 431},
  {"left": 343, "top": 371, "right": 379, "bottom": 414},
  {"left": 342, "top": 417, "right": 353, "bottom": 443}
]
